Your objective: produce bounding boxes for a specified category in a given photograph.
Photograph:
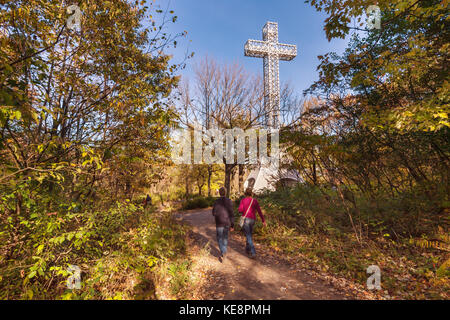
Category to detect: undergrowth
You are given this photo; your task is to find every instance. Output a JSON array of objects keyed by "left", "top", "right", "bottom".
[
  {"left": 0, "top": 200, "right": 195, "bottom": 300},
  {"left": 255, "top": 184, "right": 449, "bottom": 300}
]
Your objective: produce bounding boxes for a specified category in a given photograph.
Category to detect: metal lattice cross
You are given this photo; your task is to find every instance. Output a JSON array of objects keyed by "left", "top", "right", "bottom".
[{"left": 244, "top": 22, "right": 297, "bottom": 128}]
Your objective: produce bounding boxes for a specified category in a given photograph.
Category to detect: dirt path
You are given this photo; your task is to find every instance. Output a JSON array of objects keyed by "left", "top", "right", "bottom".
[{"left": 175, "top": 208, "right": 351, "bottom": 300}]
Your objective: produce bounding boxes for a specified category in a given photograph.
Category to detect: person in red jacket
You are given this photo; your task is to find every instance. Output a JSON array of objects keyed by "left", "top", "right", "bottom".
[{"left": 238, "top": 188, "right": 266, "bottom": 258}]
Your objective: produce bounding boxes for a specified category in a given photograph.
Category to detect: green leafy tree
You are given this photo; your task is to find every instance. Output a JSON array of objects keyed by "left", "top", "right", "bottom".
[{"left": 0, "top": 0, "right": 184, "bottom": 298}]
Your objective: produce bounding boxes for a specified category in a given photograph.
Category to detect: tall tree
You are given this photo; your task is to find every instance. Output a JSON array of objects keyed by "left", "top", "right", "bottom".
[
  {"left": 280, "top": 0, "right": 449, "bottom": 237},
  {"left": 0, "top": 0, "right": 182, "bottom": 202},
  {"left": 190, "top": 58, "right": 265, "bottom": 196},
  {"left": 0, "top": 1, "right": 184, "bottom": 293}
]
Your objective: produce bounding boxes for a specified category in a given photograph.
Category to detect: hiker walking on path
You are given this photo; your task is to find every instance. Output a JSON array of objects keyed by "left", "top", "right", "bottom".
[
  {"left": 144, "top": 194, "right": 152, "bottom": 208},
  {"left": 238, "top": 188, "right": 266, "bottom": 259},
  {"left": 212, "top": 187, "right": 234, "bottom": 263}
]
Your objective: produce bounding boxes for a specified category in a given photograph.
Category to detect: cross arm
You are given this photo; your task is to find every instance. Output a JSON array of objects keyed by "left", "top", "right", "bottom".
[
  {"left": 277, "top": 43, "right": 297, "bottom": 61},
  {"left": 244, "top": 40, "right": 268, "bottom": 58}
]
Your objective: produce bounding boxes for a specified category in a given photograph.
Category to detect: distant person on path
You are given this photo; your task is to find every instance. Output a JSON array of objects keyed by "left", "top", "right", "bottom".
[
  {"left": 238, "top": 188, "right": 266, "bottom": 259},
  {"left": 144, "top": 194, "right": 152, "bottom": 208},
  {"left": 212, "top": 187, "right": 234, "bottom": 262}
]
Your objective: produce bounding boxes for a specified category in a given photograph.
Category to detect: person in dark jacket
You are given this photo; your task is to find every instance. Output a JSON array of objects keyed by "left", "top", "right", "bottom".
[
  {"left": 212, "top": 187, "right": 234, "bottom": 262},
  {"left": 144, "top": 194, "right": 152, "bottom": 208}
]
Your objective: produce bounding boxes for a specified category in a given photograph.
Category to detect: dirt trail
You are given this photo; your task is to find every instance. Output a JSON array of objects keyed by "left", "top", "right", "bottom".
[{"left": 175, "top": 208, "right": 350, "bottom": 300}]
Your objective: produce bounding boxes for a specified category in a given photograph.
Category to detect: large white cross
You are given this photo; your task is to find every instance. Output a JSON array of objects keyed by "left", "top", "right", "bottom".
[{"left": 245, "top": 22, "right": 297, "bottom": 128}]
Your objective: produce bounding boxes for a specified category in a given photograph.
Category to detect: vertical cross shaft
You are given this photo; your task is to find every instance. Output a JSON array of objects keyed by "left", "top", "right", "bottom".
[{"left": 244, "top": 22, "right": 297, "bottom": 128}]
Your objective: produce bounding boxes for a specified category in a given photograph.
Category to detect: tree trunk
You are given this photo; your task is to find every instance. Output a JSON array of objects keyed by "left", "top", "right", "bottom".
[
  {"left": 207, "top": 165, "right": 212, "bottom": 197},
  {"left": 238, "top": 164, "right": 244, "bottom": 195},
  {"left": 198, "top": 182, "right": 203, "bottom": 196},
  {"left": 224, "top": 163, "right": 235, "bottom": 197},
  {"left": 185, "top": 173, "right": 190, "bottom": 198}
]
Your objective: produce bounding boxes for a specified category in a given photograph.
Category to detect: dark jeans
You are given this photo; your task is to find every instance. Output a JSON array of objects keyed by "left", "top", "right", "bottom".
[
  {"left": 216, "top": 226, "right": 229, "bottom": 256},
  {"left": 243, "top": 218, "right": 256, "bottom": 255}
]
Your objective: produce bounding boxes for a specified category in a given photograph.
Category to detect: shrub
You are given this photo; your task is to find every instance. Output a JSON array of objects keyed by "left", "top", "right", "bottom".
[
  {"left": 0, "top": 197, "right": 190, "bottom": 299},
  {"left": 182, "top": 196, "right": 217, "bottom": 210}
]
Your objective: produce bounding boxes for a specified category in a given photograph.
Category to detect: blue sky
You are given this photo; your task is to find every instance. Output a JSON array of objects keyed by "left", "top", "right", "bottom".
[{"left": 155, "top": 0, "right": 352, "bottom": 96}]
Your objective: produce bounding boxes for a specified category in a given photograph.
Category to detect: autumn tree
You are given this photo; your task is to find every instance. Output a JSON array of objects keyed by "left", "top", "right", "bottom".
[
  {"left": 281, "top": 0, "right": 450, "bottom": 237},
  {"left": 179, "top": 58, "right": 267, "bottom": 196},
  {"left": 0, "top": 0, "right": 184, "bottom": 298}
]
